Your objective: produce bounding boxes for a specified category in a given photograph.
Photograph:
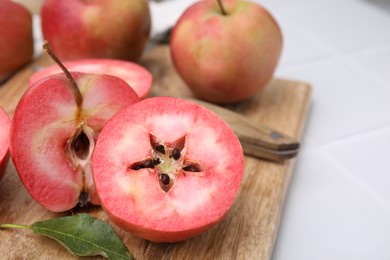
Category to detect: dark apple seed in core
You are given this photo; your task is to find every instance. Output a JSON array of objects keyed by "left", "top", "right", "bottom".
[
  {"left": 72, "top": 131, "right": 90, "bottom": 160},
  {"left": 79, "top": 191, "right": 89, "bottom": 206},
  {"left": 161, "top": 173, "right": 170, "bottom": 185},
  {"left": 132, "top": 164, "right": 142, "bottom": 170},
  {"left": 182, "top": 165, "right": 200, "bottom": 172},
  {"left": 142, "top": 159, "right": 155, "bottom": 168},
  {"left": 131, "top": 159, "right": 155, "bottom": 170},
  {"left": 172, "top": 148, "right": 180, "bottom": 160},
  {"left": 155, "top": 144, "right": 165, "bottom": 154}
]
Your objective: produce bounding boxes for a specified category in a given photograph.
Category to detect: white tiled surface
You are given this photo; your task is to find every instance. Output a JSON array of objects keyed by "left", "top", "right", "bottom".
[
  {"left": 32, "top": 0, "right": 390, "bottom": 259},
  {"left": 261, "top": 0, "right": 390, "bottom": 259}
]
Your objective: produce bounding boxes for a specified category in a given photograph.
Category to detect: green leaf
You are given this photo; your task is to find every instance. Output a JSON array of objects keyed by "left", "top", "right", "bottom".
[{"left": 31, "top": 214, "right": 133, "bottom": 260}]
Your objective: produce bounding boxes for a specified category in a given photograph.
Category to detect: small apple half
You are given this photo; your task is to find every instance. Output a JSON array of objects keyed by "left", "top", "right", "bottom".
[
  {"left": 10, "top": 71, "right": 139, "bottom": 212},
  {"left": 0, "top": 107, "right": 11, "bottom": 182},
  {"left": 29, "top": 59, "right": 153, "bottom": 99},
  {"left": 92, "top": 96, "right": 245, "bottom": 242}
]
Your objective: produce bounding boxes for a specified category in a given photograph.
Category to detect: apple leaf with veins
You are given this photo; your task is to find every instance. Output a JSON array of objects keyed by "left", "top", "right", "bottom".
[{"left": 0, "top": 214, "right": 133, "bottom": 260}]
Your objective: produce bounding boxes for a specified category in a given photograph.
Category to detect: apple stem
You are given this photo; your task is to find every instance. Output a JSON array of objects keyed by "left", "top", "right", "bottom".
[
  {"left": 0, "top": 223, "right": 31, "bottom": 230},
  {"left": 217, "top": 0, "right": 227, "bottom": 15},
  {"left": 42, "top": 41, "right": 83, "bottom": 107}
]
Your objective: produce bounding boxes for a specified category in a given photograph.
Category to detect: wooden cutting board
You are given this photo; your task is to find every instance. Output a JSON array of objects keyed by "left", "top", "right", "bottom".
[{"left": 0, "top": 46, "right": 311, "bottom": 259}]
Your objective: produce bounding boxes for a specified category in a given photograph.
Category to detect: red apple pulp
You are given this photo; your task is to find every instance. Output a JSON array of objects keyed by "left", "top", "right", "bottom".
[
  {"left": 170, "top": 0, "right": 283, "bottom": 103},
  {"left": 0, "top": 107, "right": 10, "bottom": 181},
  {"left": 29, "top": 59, "right": 153, "bottom": 99},
  {"left": 0, "top": 0, "right": 34, "bottom": 81},
  {"left": 93, "top": 97, "right": 244, "bottom": 242},
  {"left": 41, "top": 0, "right": 151, "bottom": 61},
  {"left": 10, "top": 72, "right": 139, "bottom": 212}
]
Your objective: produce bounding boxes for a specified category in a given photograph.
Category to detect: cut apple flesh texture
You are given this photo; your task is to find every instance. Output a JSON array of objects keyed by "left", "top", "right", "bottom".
[
  {"left": 93, "top": 97, "right": 244, "bottom": 242},
  {"left": 29, "top": 59, "right": 153, "bottom": 99},
  {"left": 10, "top": 72, "right": 139, "bottom": 212},
  {"left": 0, "top": 108, "right": 11, "bottom": 181}
]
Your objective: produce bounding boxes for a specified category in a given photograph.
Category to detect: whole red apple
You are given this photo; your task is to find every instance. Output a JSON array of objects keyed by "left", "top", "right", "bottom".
[
  {"left": 10, "top": 43, "right": 140, "bottom": 212},
  {"left": 41, "top": 0, "right": 151, "bottom": 61},
  {"left": 93, "top": 97, "right": 244, "bottom": 242},
  {"left": 29, "top": 59, "right": 153, "bottom": 99},
  {"left": 0, "top": 107, "right": 10, "bottom": 182},
  {"left": 0, "top": 0, "right": 34, "bottom": 81},
  {"left": 170, "top": 0, "right": 283, "bottom": 103}
]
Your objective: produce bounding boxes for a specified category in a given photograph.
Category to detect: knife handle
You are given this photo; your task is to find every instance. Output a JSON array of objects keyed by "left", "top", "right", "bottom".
[{"left": 188, "top": 98, "right": 300, "bottom": 161}]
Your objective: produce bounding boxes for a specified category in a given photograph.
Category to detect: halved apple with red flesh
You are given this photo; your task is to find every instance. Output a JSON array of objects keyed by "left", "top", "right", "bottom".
[
  {"left": 29, "top": 59, "right": 152, "bottom": 99},
  {"left": 92, "top": 97, "right": 244, "bottom": 242},
  {"left": 0, "top": 107, "right": 11, "bottom": 181},
  {"left": 10, "top": 71, "right": 139, "bottom": 212}
]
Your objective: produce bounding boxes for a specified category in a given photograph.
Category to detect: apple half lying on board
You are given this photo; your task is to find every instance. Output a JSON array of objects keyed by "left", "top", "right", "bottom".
[{"left": 29, "top": 59, "right": 153, "bottom": 99}]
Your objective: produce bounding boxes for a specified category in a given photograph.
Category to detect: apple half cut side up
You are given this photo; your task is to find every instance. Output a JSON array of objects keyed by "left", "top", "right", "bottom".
[
  {"left": 29, "top": 59, "right": 153, "bottom": 99},
  {"left": 0, "top": 107, "right": 11, "bottom": 182},
  {"left": 92, "top": 97, "right": 245, "bottom": 242},
  {"left": 10, "top": 45, "right": 140, "bottom": 212}
]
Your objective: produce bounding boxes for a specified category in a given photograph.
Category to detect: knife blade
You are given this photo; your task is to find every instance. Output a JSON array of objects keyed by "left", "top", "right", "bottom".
[{"left": 187, "top": 98, "right": 300, "bottom": 162}]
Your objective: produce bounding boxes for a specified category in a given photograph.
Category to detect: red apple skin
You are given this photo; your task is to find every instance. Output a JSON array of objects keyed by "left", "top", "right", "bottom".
[
  {"left": 93, "top": 97, "right": 244, "bottom": 242},
  {"left": 29, "top": 59, "right": 153, "bottom": 99},
  {"left": 10, "top": 72, "right": 139, "bottom": 212},
  {"left": 0, "top": 107, "right": 11, "bottom": 182},
  {"left": 0, "top": 0, "right": 34, "bottom": 80},
  {"left": 170, "top": 0, "right": 283, "bottom": 104},
  {"left": 41, "top": 0, "right": 151, "bottom": 62}
]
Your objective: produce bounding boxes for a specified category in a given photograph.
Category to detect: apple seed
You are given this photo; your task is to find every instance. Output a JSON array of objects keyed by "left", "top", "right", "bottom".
[
  {"left": 130, "top": 134, "right": 205, "bottom": 193},
  {"left": 71, "top": 131, "right": 90, "bottom": 160},
  {"left": 155, "top": 144, "right": 165, "bottom": 154},
  {"left": 172, "top": 148, "right": 180, "bottom": 160},
  {"left": 182, "top": 163, "right": 202, "bottom": 172},
  {"left": 130, "top": 159, "right": 155, "bottom": 170},
  {"left": 79, "top": 191, "right": 89, "bottom": 207},
  {"left": 160, "top": 173, "right": 170, "bottom": 185}
]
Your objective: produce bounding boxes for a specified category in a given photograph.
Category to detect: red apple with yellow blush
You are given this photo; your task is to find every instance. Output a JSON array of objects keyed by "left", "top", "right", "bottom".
[
  {"left": 170, "top": 0, "right": 283, "bottom": 103},
  {"left": 0, "top": 0, "right": 34, "bottom": 81},
  {"left": 41, "top": 0, "right": 151, "bottom": 61}
]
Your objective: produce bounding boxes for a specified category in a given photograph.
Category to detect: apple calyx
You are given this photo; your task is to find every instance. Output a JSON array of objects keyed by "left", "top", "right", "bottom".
[
  {"left": 130, "top": 134, "right": 204, "bottom": 193},
  {"left": 217, "top": 0, "right": 227, "bottom": 15},
  {"left": 43, "top": 41, "right": 95, "bottom": 205}
]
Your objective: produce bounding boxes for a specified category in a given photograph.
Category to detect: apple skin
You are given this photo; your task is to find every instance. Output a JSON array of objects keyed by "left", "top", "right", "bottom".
[
  {"left": 0, "top": 107, "right": 11, "bottom": 182},
  {"left": 93, "top": 97, "right": 244, "bottom": 242},
  {"left": 170, "top": 0, "right": 283, "bottom": 103},
  {"left": 10, "top": 72, "right": 139, "bottom": 212},
  {"left": 29, "top": 59, "right": 153, "bottom": 99},
  {"left": 41, "top": 0, "right": 151, "bottom": 62},
  {"left": 0, "top": 0, "right": 34, "bottom": 81}
]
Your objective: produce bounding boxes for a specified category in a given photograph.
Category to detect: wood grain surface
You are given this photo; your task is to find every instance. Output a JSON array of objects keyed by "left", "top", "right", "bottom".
[{"left": 0, "top": 46, "right": 311, "bottom": 259}]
